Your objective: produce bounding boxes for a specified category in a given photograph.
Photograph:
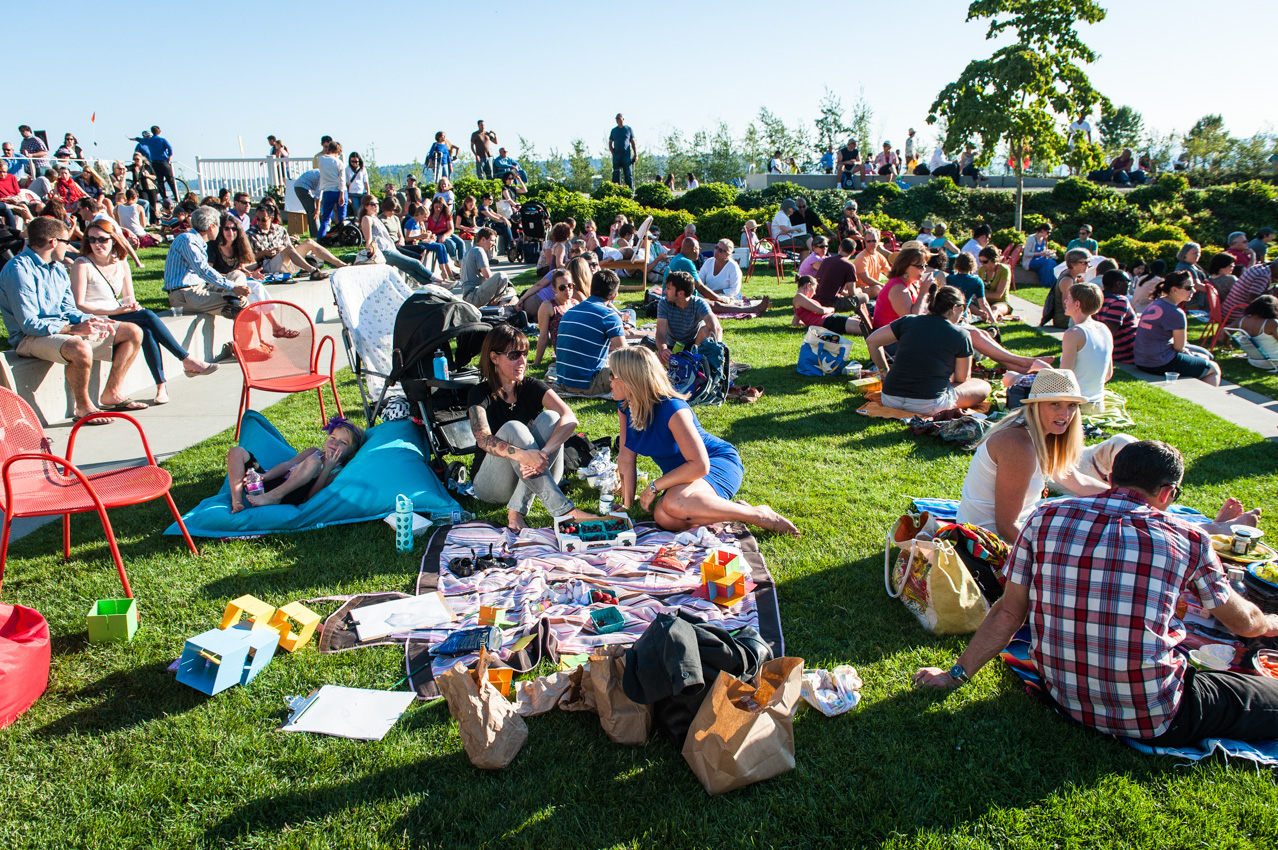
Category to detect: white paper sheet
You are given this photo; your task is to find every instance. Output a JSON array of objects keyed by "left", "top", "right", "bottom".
[
  {"left": 352, "top": 592, "right": 455, "bottom": 642},
  {"left": 279, "top": 686, "right": 415, "bottom": 740}
]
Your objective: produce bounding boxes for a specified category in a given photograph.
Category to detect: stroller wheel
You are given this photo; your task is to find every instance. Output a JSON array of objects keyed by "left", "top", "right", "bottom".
[{"left": 446, "top": 461, "right": 470, "bottom": 486}]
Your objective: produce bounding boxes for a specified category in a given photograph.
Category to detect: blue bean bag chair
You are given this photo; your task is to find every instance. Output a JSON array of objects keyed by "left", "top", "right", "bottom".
[{"left": 165, "top": 410, "right": 461, "bottom": 538}]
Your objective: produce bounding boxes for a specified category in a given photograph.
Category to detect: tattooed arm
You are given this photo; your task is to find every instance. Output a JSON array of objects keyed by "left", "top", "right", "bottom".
[{"left": 469, "top": 404, "right": 536, "bottom": 466}]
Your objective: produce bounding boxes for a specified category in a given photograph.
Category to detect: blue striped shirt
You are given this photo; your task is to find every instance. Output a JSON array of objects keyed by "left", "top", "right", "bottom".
[
  {"left": 554, "top": 297, "right": 623, "bottom": 389},
  {"left": 162, "top": 231, "right": 232, "bottom": 292}
]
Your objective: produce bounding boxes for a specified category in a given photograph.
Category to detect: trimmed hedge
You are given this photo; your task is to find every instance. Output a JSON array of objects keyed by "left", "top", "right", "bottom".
[
  {"left": 671, "top": 183, "right": 739, "bottom": 215},
  {"left": 590, "top": 181, "right": 632, "bottom": 201},
  {"left": 634, "top": 183, "right": 674, "bottom": 209}
]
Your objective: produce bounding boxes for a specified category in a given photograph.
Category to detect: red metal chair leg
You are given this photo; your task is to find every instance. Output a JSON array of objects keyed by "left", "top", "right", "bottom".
[
  {"left": 0, "top": 512, "right": 11, "bottom": 596},
  {"left": 235, "top": 385, "right": 250, "bottom": 440},
  {"left": 315, "top": 387, "right": 327, "bottom": 426},
  {"left": 90, "top": 505, "right": 133, "bottom": 599},
  {"left": 63, "top": 514, "right": 71, "bottom": 559},
  {"left": 164, "top": 493, "right": 199, "bottom": 556},
  {"left": 329, "top": 376, "right": 343, "bottom": 420}
]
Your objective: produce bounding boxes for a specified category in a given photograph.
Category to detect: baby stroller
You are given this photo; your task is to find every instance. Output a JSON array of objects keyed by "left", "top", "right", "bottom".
[
  {"left": 517, "top": 200, "right": 550, "bottom": 265},
  {"left": 373, "top": 291, "right": 498, "bottom": 487}
]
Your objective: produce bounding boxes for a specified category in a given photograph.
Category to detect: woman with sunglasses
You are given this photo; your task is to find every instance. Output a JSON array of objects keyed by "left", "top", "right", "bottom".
[
  {"left": 1132, "top": 271, "right": 1222, "bottom": 385},
  {"left": 70, "top": 217, "right": 216, "bottom": 405},
  {"left": 534, "top": 270, "right": 581, "bottom": 366},
  {"left": 469, "top": 323, "right": 598, "bottom": 532},
  {"left": 976, "top": 246, "right": 1013, "bottom": 317},
  {"left": 357, "top": 195, "right": 447, "bottom": 288},
  {"left": 344, "top": 152, "right": 369, "bottom": 219},
  {"left": 426, "top": 196, "right": 465, "bottom": 261},
  {"left": 208, "top": 215, "right": 298, "bottom": 344}
]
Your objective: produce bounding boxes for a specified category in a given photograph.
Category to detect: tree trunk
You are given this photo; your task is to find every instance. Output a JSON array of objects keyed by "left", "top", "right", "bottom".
[{"left": 1014, "top": 161, "right": 1025, "bottom": 232}]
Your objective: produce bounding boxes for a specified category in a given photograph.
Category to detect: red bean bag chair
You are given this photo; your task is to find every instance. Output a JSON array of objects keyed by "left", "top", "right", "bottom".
[{"left": 0, "top": 603, "right": 50, "bottom": 728}]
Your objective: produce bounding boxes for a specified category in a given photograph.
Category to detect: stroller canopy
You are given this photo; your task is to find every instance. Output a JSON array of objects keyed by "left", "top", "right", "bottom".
[{"left": 387, "top": 292, "right": 492, "bottom": 385}]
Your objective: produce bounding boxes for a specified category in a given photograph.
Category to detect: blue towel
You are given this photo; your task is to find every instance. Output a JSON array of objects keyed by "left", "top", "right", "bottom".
[
  {"left": 165, "top": 410, "right": 460, "bottom": 538},
  {"left": 910, "top": 498, "right": 1210, "bottom": 524}
]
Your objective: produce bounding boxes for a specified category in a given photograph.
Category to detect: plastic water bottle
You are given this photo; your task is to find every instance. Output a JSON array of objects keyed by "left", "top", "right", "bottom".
[
  {"left": 243, "top": 469, "right": 264, "bottom": 497},
  {"left": 395, "top": 494, "right": 414, "bottom": 553},
  {"left": 598, "top": 471, "right": 616, "bottom": 515},
  {"left": 432, "top": 350, "right": 449, "bottom": 381}
]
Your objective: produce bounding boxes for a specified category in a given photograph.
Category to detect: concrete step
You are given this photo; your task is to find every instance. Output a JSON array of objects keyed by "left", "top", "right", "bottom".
[{"left": 0, "top": 275, "right": 343, "bottom": 426}]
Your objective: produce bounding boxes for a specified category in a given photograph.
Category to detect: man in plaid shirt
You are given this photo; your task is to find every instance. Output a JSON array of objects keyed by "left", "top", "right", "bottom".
[{"left": 916, "top": 440, "right": 1278, "bottom": 746}]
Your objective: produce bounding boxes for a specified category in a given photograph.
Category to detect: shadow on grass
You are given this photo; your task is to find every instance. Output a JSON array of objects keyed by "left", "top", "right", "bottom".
[
  {"left": 1185, "top": 440, "right": 1278, "bottom": 486},
  {"left": 35, "top": 659, "right": 203, "bottom": 738}
]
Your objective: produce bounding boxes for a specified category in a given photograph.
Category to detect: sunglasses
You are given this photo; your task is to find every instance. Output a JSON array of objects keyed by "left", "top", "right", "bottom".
[
  {"left": 86, "top": 236, "right": 111, "bottom": 245},
  {"left": 910, "top": 263, "right": 926, "bottom": 269},
  {"left": 52, "top": 238, "right": 72, "bottom": 245},
  {"left": 979, "top": 258, "right": 991, "bottom": 264},
  {"left": 222, "top": 224, "right": 237, "bottom": 231},
  {"left": 1169, "top": 483, "right": 1183, "bottom": 503},
  {"left": 499, "top": 349, "right": 528, "bottom": 361}
]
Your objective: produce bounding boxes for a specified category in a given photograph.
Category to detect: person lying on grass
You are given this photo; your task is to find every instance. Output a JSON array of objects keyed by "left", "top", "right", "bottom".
[
  {"left": 918, "top": 440, "right": 1278, "bottom": 750},
  {"left": 227, "top": 416, "right": 365, "bottom": 512},
  {"left": 610, "top": 346, "right": 798, "bottom": 537}
]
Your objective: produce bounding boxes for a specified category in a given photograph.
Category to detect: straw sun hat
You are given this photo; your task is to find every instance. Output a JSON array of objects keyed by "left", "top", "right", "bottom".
[{"left": 1023, "top": 368, "right": 1088, "bottom": 405}]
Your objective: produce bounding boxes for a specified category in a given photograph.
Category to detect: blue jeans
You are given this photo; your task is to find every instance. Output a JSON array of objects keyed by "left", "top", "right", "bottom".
[
  {"left": 114, "top": 308, "right": 189, "bottom": 385},
  {"left": 400, "top": 242, "right": 451, "bottom": 272},
  {"left": 1029, "top": 256, "right": 1056, "bottom": 288},
  {"left": 441, "top": 234, "right": 466, "bottom": 260},
  {"left": 611, "top": 156, "right": 633, "bottom": 188},
  {"left": 383, "top": 246, "right": 440, "bottom": 288},
  {"left": 318, "top": 190, "right": 344, "bottom": 238},
  {"left": 488, "top": 221, "right": 514, "bottom": 253},
  {"left": 475, "top": 157, "right": 493, "bottom": 179}
]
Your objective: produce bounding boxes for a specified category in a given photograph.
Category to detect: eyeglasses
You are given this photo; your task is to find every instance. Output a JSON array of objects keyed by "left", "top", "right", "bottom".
[
  {"left": 222, "top": 224, "right": 237, "bottom": 231},
  {"left": 714, "top": 246, "right": 724, "bottom": 253},
  {"left": 865, "top": 239, "right": 877, "bottom": 244},
  {"left": 556, "top": 284, "right": 571, "bottom": 292},
  {"left": 1169, "top": 483, "right": 1183, "bottom": 503},
  {"left": 499, "top": 349, "right": 528, "bottom": 361},
  {"left": 979, "top": 258, "right": 991, "bottom": 265},
  {"left": 52, "top": 238, "right": 72, "bottom": 245},
  {"left": 86, "top": 236, "right": 111, "bottom": 245}
]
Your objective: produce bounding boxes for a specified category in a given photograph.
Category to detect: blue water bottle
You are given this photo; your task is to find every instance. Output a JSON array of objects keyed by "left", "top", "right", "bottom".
[
  {"left": 395, "top": 494, "right": 414, "bottom": 553},
  {"left": 432, "top": 350, "right": 449, "bottom": 381}
]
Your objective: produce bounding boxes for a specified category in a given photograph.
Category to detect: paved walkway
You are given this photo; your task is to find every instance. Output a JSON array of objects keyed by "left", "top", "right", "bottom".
[{"left": 1005, "top": 292, "right": 1278, "bottom": 441}]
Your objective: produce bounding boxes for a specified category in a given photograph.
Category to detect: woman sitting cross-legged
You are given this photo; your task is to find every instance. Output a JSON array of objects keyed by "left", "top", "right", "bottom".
[
  {"left": 228, "top": 417, "right": 365, "bottom": 512},
  {"left": 610, "top": 346, "right": 798, "bottom": 536},
  {"left": 867, "top": 285, "right": 992, "bottom": 416},
  {"left": 792, "top": 274, "right": 868, "bottom": 336},
  {"left": 468, "top": 323, "right": 598, "bottom": 532}
]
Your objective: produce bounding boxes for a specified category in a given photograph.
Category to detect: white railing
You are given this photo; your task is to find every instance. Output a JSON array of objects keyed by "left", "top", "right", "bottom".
[{"left": 193, "top": 156, "right": 314, "bottom": 200}]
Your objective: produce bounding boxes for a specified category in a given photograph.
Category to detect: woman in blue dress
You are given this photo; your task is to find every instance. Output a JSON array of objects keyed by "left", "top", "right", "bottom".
[{"left": 609, "top": 347, "right": 799, "bottom": 536}]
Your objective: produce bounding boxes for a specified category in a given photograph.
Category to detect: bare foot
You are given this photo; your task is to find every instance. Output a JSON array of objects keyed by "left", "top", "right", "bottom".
[
  {"left": 507, "top": 511, "right": 529, "bottom": 532},
  {"left": 754, "top": 504, "right": 799, "bottom": 537},
  {"left": 245, "top": 489, "right": 282, "bottom": 508},
  {"left": 1216, "top": 498, "right": 1246, "bottom": 523},
  {"left": 230, "top": 498, "right": 245, "bottom": 514},
  {"left": 569, "top": 508, "right": 602, "bottom": 521},
  {"left": 753, "top": 296, "right": 772, "bottom": 314}
]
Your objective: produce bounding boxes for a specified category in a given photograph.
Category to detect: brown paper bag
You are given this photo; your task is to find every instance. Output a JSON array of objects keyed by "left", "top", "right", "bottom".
[
  {"left": 513, "top": 670, "right": 577, "bottom": 717},
  {"left": 681, "top": 657, "right": 804, "bottom": 795},
  {"left": 556, "top": 663, "right": 598, "bottom": 713},
  {"left": 587, "top": 646, "right": 652, "bottom": 745},
  {"left": 436, "top": 648, "right": 528, "bottom": 769}
]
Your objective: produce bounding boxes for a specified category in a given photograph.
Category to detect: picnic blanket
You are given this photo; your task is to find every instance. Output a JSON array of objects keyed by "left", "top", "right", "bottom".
[
  {"left": 165, "top": 410, "right": 460, "bottom": 538},
  {"left": 1000, "top": 626, "right": 1278, "bottom": 766},
  {"left": 906, "top": 497, "right": 1213, "bottom": 526},
  {"left": 329, "top": 521, "right": 785, "bottom": 699}
]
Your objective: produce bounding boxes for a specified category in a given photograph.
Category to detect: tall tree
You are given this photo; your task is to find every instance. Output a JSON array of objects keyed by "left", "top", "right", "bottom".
[
  {"left": 1098, "top": 105, "right": 1144, "bottom": 154},
  {"left": 565, "top": 139, "right": 596, "bottom": 193},
  {"left": 814, "top": 88, "right": 852, "bottom": 154},
  {"left": 1182, "top": 114, "right": 1231, "bottom": 170},
  {"left": 847, "top": 88, "right": 874, "bottom": 154},
  {"left": 929, "top": 0, "right": 1109, "bottom": 230}
]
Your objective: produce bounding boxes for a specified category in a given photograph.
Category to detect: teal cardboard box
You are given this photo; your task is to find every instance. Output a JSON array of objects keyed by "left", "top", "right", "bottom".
[{"left": 87, "top": 598, "right": 138, "bottom": 643}]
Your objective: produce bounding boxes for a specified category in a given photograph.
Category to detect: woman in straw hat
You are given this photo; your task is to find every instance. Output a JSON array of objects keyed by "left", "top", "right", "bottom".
[{"left": 955, "top": 368, "right": 1109, "bottom": 542}]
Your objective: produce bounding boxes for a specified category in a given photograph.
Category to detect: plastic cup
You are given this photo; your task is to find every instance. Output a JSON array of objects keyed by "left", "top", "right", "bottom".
[
  {"left": 1164, "top": 372, "right": 1179, "bottom": 383},
  {"left": 172, "top": 305, "right": 184, "bottom": 318}
]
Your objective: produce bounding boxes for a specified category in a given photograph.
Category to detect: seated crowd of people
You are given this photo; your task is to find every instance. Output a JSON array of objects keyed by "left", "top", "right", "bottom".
[{"left": 5, "top": 122, "right": 1278, "bottom": 754}]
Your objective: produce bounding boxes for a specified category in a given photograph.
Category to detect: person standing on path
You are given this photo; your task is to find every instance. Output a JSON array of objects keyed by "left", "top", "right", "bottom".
[
  {"left": 143, "top": 125, "right": 177, "bottom": 204},
  {"left": 609, "top": 114, "right": 637, "bottom": 189},
  {"left": 470, "top": 121, "right": 498, "bottom": 180}
]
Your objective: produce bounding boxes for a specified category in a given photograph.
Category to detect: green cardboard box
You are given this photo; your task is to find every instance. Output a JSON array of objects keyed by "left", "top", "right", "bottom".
[{"left": 87, "top": 598, "right": 138, "bottom": 643}]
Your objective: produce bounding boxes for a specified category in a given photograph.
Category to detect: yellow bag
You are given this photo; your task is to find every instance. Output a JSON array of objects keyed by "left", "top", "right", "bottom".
[{"left": 886, "top": 528, "right": 988, "bottom": 635}]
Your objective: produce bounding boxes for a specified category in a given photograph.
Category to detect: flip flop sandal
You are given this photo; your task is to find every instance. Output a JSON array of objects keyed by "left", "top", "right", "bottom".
[
  {"left": 101, "top": 398, "right": 147, "bottom": 412},
  {"left": 185, "top": 363, "right": 219, "bottom": 378},
  {"left": 74, "top": 413, "right": 113, "bottom": 426},
  {"left": 272, "top": 327, "right": 300, "bottom": 339}
]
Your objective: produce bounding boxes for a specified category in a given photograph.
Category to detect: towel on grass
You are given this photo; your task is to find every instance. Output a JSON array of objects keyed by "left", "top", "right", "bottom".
[{"left": 165, "top": 410, "right": 460, "bottom": 538}]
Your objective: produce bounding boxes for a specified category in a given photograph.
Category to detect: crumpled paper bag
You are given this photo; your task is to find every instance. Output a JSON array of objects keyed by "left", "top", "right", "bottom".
[
  {"left": 437, "top": 648, "right": 528, "bottom": 769},
  {"left": 587, "top": 646, "right": 651, "bottom": 745},
  {"left": 681, "top": 657, "right": 804, "bottom": 795}
]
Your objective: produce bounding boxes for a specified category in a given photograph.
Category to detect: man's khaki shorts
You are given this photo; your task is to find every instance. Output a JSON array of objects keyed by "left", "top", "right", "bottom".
[
  {"left": 263, "top": 252, "right": 298, "bottom": 276},
  {"left": 16, "top": 328, "right": 117, "bottom": 365}
]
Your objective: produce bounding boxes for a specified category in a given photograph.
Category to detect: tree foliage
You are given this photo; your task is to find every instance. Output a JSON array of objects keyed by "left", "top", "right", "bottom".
[
  {"left": 1098, "top": 105, "right": 1144, "bottom": 154},
  {"left": 814, "top": 88, "right": 852, "bottom": 154},
  {"left": 966, "top": 0, "right": 1107, "bottom": 61}
]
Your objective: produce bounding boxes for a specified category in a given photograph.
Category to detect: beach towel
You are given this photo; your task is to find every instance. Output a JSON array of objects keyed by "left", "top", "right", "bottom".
[{"left": 165, "top": 410, "right": 460, "bottom": 538}]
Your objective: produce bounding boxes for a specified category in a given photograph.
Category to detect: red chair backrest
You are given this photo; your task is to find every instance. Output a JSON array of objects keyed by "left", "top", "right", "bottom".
[
  {"left": 232, "top": 301, "right": 317, "bottom": 381},
  {"left": 1203, "top": 281, "right": 1222, "bottom": 324},
  {"left": 0, "top": 388, "right": 53, "bottom": 471},
  {"left": 1002, "top": 242, "right": 1023, "bottom": 267}
]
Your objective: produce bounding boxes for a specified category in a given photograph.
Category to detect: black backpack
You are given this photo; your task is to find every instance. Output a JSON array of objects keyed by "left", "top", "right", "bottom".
[{"left": 319, "top": 223, "right": 362, "bottom": 248}]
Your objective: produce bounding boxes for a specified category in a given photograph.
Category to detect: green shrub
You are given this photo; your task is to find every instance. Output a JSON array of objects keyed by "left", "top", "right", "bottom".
[
  {"left": 734, "top": 189, "right": 766, "bottom": 210},
  {"left": 761, "top": 181, "right": 807, "bottom": 201},
  {"left": 992, "top": 228, "right": 1024, "bottom": 251},
  {"left": 1127, "top": 172, "right": 1189, "bottom": 207},
  {"left": 694, "top": 207, "right": 753, "bottom": 245},
  {"left": 450, "top": 176, "right": 503, "bottom": 201},
  {"left": 1098, "top": 235, "right": 1154, "bottom": 268},
  {"left": 861, "top": 213, "right": 916, "bottom": 243},
  {"left": 1074, "top": 196, "right": 1143, "bottom": 241},
  {"left": 592, "top": 196, "right": 645, "bottom": 230},
  {"left": 645, "top": 207, "right": 695, "bottom": 241},
  {"left": 1135, "top": 223, "right": 1190, "bottom": 243},
  {"left": 672, "top": 183, "right": 739, "bottom": 215},
  {"left": 634, "top": 182, "right": 674, "bottom": 209},
  {"left": 590, "top": 181, "right": 632, "bottom": 201},
  {"left": 858, "top": 182, "right": 904, "bottom": 210},
  {"left": 1050, "top": 176, "right": 1112, "bottom": 209}
]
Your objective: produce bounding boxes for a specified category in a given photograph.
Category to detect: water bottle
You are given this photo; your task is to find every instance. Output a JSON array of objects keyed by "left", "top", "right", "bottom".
[
  {"left": 243, "top": 469, "right": 264, "bottom": 497},
  {"left": 395, "top": 494, "right": 414, "bottom": 553},
  {"left": 598, "top": 471, "right": 616, "bottom": 515},
  {"left": 432, "top": 350, "right": 449, "bottom": 381}
]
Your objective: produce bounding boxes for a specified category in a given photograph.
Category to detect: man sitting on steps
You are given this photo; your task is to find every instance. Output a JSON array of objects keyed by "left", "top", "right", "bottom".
[
  {"left": 246, "top": 203, "right": 347, "bottom": 281},
  {"left": 0, "top": 216, "right": 144, "bottom": 421},
  {"left": 162, "top": 205, "right": 251, "bottom": 318}
]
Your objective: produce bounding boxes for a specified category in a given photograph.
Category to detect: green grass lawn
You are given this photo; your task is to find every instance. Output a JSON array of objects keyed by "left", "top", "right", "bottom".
[{"left": 2, "top": 265, "right": 1278, "bottom": 849}]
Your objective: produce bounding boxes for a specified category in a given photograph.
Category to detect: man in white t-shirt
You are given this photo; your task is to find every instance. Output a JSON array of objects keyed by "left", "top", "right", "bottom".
[
  {"left": 771, "top": 200, "right": 805, "bottom": 250},
  {"left": 960, "top": 225, "right": 993, "bottom": 259},
  {"left": 1067, "top": 114, "right": 1092, "bottom": 149}
]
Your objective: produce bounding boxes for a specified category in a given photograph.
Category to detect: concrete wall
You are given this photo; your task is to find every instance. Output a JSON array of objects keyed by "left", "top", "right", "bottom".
[{"left": 744, "top": 173, "right": 1060, "bottom": 191}]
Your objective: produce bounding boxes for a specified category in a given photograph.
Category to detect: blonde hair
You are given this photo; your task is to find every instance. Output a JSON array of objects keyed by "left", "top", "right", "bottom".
[
  {"left": 976, "top": 401, "right": 1082, "bottom": 479},
  {"left": 608, "top": 347, "right": 686, "bottom": 431},
  {"left": 717, "top": 238, "right": 734, "bottom": 253},
  {"left": 566, "top": 256, "right": 592, "bottom": 299}
]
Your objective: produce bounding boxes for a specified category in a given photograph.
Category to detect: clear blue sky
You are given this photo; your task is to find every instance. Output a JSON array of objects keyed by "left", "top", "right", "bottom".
[{"left": 12, "top": 0, "right": 1271, "bottom": 171}]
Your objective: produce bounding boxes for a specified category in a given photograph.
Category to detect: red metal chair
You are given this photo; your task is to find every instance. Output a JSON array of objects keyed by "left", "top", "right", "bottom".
[
  {"left": 233, "top": 300, "right": 342, "bottom": 439},
  {"left": 745, "top": 233, "right": 786, "bottom": 283},
  {"left": 1208, "top": 303, "right": 1247, "bottom": 352},
  {"left": 999, "top": 243, "right": 1023, "bottom": 290},
  {"left": 880, "top": 231, "right": 900, "bottom": 252},
  {"left": 1197, "top": 284, "right": 1223, "bottom": 347},
  {"left": 0, "top": 388, "right": 199, "bottom": 599}
]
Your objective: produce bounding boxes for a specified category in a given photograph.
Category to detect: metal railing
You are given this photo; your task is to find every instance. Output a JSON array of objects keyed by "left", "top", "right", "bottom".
[{"left": 193, "top": 156, "right": 313, "bottom": 200}]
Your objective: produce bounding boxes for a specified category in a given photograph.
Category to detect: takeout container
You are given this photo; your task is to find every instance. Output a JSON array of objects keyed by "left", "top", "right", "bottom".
[{"left": 1187, "top": 643, "right": 1233, "bottom": 671}]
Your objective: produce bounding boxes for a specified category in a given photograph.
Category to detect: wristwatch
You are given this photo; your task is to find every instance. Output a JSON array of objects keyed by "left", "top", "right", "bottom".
[
  {"left": 648, "top": 481, "right": 659, "bottom": 495},
  {"left": 948, "top": 662, "right": 971, "bottom": 686}
]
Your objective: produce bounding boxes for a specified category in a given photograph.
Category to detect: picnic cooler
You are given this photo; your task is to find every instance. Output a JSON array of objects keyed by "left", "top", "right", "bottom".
[
  {"left": 796, "top": 326, "right": 855, "bottom": 376},
  {"left": 0, "top": 603, "right": 51, "bottom": 728}
]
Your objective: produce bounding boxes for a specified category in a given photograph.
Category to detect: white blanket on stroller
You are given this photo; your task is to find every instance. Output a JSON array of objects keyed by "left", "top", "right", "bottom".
[{"left": 330, "top": 265, "right": 414, "bottom": 398}]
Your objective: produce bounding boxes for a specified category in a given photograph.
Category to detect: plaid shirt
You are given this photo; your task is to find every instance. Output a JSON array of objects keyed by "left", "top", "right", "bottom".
[
  {"left": 1005, "top": 488, "right": 1231, "bottom": 738},
  {"left": 247, "top": 223, "right": 291, "bottom": 255}
]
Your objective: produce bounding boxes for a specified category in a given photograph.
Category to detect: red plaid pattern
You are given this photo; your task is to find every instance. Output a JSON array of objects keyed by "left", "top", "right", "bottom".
[{"left": 1005, "top": 488, "right": 1231, "bottom": 738}]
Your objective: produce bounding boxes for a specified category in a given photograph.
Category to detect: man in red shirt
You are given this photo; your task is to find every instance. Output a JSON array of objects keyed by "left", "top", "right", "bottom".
[
  {"left": 916, "top": 440, "right": 1278, "bottom": 747},
  {"left": 813, "top": 238, "right": 862, "bottom": 313}
]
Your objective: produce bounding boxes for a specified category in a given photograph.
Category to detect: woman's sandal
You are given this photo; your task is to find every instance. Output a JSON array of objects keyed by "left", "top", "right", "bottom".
[
  {"left": 184, "top": 363, "right": 219, "bottom": 378},
  {"left": 272, "top": 327, "right": 300, "bottom": 339}
]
